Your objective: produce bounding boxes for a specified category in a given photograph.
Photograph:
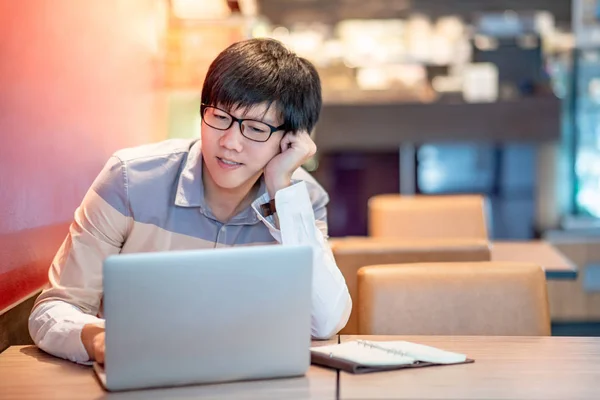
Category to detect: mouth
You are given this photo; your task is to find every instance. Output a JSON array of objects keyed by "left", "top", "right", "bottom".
[{"left": 216, "top": 157, "right": 243, "bottom": 168}]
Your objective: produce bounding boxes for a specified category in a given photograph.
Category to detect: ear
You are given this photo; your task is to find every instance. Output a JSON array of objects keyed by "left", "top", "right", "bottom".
[{"left": 279, "top": 132, "right": 293, "bottom": 152}]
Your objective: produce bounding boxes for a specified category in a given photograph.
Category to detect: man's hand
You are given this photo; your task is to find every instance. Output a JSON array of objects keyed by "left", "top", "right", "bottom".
[
  {"left": 81, "top": 323, "right": 105, "bottom": 364},
  {"left": 264, "top": 131, "right": 316, "bottom": 199}
]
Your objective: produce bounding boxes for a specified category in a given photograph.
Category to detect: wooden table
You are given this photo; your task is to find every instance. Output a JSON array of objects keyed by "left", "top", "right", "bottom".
[
  {"left": 0, "top": 340, "right": 338, "bottom": 400},
  {"left": 492, "top": 240, "right": 578, "bottom": 280},
  {"left": 339, "top": 335, "right": 600, "bottom": 400}
]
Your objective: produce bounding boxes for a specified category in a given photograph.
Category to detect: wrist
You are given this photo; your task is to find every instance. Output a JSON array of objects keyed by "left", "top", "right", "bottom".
[{"left": 266, "top": 176, "right": 291, "bottom": 199}]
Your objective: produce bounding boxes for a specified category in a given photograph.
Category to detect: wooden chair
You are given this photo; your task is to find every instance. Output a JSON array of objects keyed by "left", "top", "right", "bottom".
[
  {"left": 330, "top": 237, "right": 491, "bottom": 334},
  {"left": 357, "top": 261, "right": 551, "bottom": 336},
  {"left": 368, "top": 194, "right": 489, "bottom": 240}
]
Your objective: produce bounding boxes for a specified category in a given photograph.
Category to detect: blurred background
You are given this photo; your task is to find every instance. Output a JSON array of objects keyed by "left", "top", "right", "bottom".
[
  {"left": 2, "top": 0, "right": 600, "bottom": 337},
  {"left": 158, "top": 0, "right": 598, "bottom": 241},
  {"left": 2, "top": 0, "right": 598, "bottom": 239}
]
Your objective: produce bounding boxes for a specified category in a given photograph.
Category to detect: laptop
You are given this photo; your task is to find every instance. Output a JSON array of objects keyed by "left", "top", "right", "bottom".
[{"left": 93, "top": 244, "right": 314, "bottom": 392}]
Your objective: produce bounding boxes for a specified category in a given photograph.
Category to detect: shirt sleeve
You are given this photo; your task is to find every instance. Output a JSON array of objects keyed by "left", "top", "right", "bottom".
[
  {"left": 251, "top": 180, "right": 352, "bottom": 339},
  {"left": 28, "top": 155, "right": 131, "bottom": 364}
]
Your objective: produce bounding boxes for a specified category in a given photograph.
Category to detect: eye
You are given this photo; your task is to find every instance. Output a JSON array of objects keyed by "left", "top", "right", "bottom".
[
  {"left": 212, "top": 111, "right": 230, "bottom": 120},
  {"left": 242, "top": 120, "right": 270, "bottom": 135},
  {"left": 248, "top": 126, "right": 269, "bottom": 134}
]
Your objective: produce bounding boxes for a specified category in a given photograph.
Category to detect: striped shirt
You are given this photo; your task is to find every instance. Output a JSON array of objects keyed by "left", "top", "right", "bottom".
[{"left": 28, "top": 139, "right": 351, "bottom": 364}]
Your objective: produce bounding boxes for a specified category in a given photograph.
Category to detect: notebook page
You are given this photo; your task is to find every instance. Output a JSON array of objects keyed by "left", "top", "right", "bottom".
[
  {"left": 310, "top": 341, "right": 416, "bottom": 366},
  {"left": 370, "top": 341, "right": 467, "bottom": 364}
]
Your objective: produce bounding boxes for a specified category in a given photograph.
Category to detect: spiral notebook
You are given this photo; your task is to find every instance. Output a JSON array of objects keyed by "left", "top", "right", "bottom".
[{"left": 310, "top": 340, "right": 474, "bottom": 374}]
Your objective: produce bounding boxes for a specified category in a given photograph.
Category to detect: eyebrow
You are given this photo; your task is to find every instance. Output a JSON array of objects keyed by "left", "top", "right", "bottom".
[
  {"left": 251, "top": 116, "right": 280, "bottom": 126},
  {"left": 228, "top": 106, "right": 281, "bottom": 127}
]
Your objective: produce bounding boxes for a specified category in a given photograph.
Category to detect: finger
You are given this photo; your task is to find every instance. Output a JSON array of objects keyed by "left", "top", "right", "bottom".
[
  {"left": 96, "top": 343, "right": 105, "bottom": 364},
  {"left": 94, "top": 333, "right": 106, "bottom": 364},
  {"left": 307, "top": 137, "right": 316, "bottom": 156},
  {"left": 298, "top": 131, "right": 317, "bottom": 156}
]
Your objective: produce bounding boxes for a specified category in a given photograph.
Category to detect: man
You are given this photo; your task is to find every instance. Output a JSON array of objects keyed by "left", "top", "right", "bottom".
[{"left": 28, "top": 38, "right": 351, "bottom": 364}]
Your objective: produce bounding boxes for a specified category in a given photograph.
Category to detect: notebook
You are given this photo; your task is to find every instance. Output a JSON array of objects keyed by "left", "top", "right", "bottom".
[{"left": 310, "top": 340, "right": 474, "bottom": 374}]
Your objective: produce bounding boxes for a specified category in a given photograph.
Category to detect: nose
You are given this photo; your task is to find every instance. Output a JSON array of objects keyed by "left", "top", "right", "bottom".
[{"left": 219, "top": 121, "right": 243, "bottom": 152}]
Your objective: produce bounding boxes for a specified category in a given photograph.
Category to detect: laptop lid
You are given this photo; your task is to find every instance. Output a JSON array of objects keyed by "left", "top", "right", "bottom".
[{"left": 99, "top": 244, "right": 313, "bottom": 391}]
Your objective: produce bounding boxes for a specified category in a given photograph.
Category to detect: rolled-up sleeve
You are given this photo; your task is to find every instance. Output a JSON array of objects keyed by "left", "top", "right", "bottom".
[
  {"left": 252, "top": 175, "right": 352, "bottom": 339},
  {"left": 29, "top": 155, "right": 131, "bottom": 363}
]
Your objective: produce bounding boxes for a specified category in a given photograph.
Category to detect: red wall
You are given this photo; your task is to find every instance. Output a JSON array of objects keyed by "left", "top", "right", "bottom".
[{"left": 0, "top": 0, "right": 167, "bottom": 311}]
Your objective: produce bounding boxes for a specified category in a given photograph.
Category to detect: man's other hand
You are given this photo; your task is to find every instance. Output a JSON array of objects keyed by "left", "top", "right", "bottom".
[{"left": 81, "top": 323, "right": 105, "bottom": 364}]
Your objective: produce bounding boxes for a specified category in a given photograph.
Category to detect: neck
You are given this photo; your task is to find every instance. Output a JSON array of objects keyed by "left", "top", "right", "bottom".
[{"left": 202, "top": 161, "right": 261, "bottom": 222}]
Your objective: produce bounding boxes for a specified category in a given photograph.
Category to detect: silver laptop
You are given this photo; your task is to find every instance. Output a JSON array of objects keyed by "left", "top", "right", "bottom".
[{"left": 94, "top": 244, "right": 313, "bottom": 392}]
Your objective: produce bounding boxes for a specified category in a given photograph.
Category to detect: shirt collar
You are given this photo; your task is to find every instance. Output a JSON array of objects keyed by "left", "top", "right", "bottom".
[{"left": 174, "top": 139, "right": 266, "bottom": 225}]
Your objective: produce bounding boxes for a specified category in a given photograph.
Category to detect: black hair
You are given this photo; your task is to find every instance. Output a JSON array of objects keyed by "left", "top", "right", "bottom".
[{"left": 201, "top": 38, "right": 322, "bottom": 134}]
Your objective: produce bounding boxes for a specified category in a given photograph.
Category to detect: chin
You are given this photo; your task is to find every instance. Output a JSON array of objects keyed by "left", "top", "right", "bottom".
[
  {"left": 209, "top": 172, "right": 241, "bottom": 188},
  {"left": 210, "top": 169, "right": 256, "bottom": 191},
  {"left": 204, "top": 156, "right": 263, "bottom": 191},
  {"left": 215, "top": 177, "right": 248, "bottom": 190}
]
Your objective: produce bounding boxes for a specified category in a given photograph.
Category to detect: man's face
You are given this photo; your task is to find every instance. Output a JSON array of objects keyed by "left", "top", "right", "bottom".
[{"left": 201, "top": 102, "right": 284, "bottom": 192}]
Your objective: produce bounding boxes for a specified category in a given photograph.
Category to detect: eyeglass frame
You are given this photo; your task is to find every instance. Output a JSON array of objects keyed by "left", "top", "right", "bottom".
[{"left": 200, "top": 103, "right": 287, "bottom": 143}]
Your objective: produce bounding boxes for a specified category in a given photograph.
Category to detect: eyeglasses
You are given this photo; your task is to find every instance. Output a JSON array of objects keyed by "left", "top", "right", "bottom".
[{"left": 200, "top": 104, "right": 286, "bottom": 143}]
